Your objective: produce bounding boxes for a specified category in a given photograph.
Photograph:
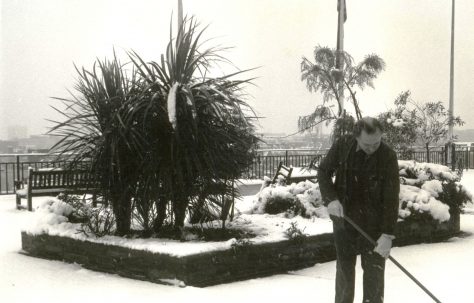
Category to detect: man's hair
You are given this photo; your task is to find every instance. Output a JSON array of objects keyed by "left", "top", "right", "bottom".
[{"left": 353, "top": 117, "right": 383, "bottom": 137}]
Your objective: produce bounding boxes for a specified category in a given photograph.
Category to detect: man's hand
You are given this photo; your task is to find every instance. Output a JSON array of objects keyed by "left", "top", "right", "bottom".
[
  {"left": 374, "top": 234, "right": 395, "bottom": 259},
  {"left": 327, "top": 200, "right": 344, "bottom": 218}
]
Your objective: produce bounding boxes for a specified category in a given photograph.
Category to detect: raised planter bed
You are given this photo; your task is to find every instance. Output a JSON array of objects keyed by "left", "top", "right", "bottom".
[{"left": 21, "top": 209, "right": 460, "bottom": 287}]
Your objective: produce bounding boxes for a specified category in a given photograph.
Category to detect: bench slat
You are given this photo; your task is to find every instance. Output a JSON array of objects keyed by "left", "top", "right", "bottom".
[{"left": 17, "top": 169, "right": 99, "bottom": 211}]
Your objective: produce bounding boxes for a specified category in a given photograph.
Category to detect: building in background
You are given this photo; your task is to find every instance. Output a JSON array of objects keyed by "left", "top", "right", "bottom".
[
  {"left": 257, "top": 130, "right": 330, "bottom": 150},
  {"left": 0, "top": 134, "right": 59, "bottom": 154}
]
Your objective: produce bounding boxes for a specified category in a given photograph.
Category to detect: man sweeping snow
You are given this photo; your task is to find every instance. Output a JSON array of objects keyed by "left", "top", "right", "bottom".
[{"left": 318, "top": 117, "right": 400, "bottom": 303}]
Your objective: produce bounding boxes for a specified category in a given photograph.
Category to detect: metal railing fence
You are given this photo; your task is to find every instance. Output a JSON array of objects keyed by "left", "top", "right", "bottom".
[
  {"left": 242, "top": 150, "right": 327, "bottom": 179},
  {"left": 1, "top": 146, "right": 472, "bottom": 194},
  {"left": 0, "top": 154, "right": 80, "bottom": 195}
]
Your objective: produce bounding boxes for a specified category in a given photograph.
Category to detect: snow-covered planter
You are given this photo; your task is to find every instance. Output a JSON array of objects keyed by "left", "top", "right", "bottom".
[
  {"left": 20, "top": 161, "right": 469, "bottom": 287},
  {"left": 22, "top": 197, "right": 337, "bottom": 287},
  {"left": 244, "top": 161, "right": 466, "bottom": 248}
]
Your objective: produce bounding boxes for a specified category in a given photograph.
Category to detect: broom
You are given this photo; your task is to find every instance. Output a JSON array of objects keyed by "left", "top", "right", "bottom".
[{"left": 343, "top": 215, "right": 443, "bottom": 303}]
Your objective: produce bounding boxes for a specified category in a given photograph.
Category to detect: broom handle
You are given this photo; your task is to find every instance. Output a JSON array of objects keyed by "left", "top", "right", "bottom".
[{"left": 343, "top": 215, "right": 443, "bottom": 303}]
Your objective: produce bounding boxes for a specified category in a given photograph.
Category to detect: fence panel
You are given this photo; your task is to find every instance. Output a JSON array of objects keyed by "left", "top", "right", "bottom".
[
  {"left": 246, "top": 147, "right": 450, "bottom": 180},
  {"left": 242, "top": 151, "right": 326, "bottom": 179},
  {"left": 0, "top": 146, "right": 468, "bottom": 194},
  {"left": 0, "top": 162, "right": 16, "bottom": 195},
  {"left": 0, "top": 154, "right": 88, "bottom": 194}
]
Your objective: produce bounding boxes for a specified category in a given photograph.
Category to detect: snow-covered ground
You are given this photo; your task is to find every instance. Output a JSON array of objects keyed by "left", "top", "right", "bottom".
[{"left": 1, "top": 172, "right": 474, "bottom": 302}]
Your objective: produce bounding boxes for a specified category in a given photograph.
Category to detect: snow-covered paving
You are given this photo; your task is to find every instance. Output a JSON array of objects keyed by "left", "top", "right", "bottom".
[{"left": 1, "top": 172, "right": 474, "bottom": 302}]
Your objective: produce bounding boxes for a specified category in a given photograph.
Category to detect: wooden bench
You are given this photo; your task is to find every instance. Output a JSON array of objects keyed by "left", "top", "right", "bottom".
[
  {"left": 271, "top": 161, "right": 318, "bottom": 185},
  {"left": 16, "top": 168, "right": 99, "bottom": 211}
]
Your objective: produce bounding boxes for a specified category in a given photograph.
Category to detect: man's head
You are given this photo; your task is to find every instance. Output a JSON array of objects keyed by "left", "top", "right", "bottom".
[{"left": 354, "top": 117, "right": 383, "bottom": 155}]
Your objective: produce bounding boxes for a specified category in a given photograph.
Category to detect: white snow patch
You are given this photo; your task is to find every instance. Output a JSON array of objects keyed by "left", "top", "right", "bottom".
[
  {"left": 398, "top": 160, "right": 459, "bottom": 182},
  {"left": 159, "top": 278, "right": 186, "bottom": 287},
  {"left": 290, "top": 167, "right": 317, "bottom": 177},
  {"left": 399, "top": 184, "right": 450, "bottom": 222},
  {"left": 421, "top": 180, "right": 443, "bottom": 197},
  {"left": 167, "top": 82, "right": 180, "bottom": 130}
]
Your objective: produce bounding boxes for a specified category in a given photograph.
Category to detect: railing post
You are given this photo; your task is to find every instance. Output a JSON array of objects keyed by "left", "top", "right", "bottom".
[
  {"left": 451, "top": 143, "right": 456, "bottom": 171},
  {"left": 15, "top": 155, "right": 21, "bottom": 192},
  {"left": 466, "top": 147, "right": 470, "bottom": 171},
  {"left": 444, "top": 143, "right": 448, "bottom": 166},
  {"left": 285, "top": 150, "right": 288, "bottom": 166}
]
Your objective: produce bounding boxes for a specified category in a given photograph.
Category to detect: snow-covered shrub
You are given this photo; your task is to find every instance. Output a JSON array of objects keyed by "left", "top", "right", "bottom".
[
  {"left": 438, "top": 181, "right": 473, "bottom": 213},
  {"left": 398, "top": 185, "right": 450, "bottom": 222},
  {"left": 398, "top": 160, "right": 472, "bottom": 223},
  {"left": 252, "top": 181, "right": 327, "bottom": 218},
  {"left": 253, "top": 161, "right": 471, "bottom": 224},
  {"left": 56, "top": 193, "right": 91, "bottom": 223},
  {"left": 78, "top": 206, "right": 116, "bottom": 237},
  {"left": 28, "top": 198, "right": 76, "bottom": 235},
  {"left": 399, "top": 160, "right": 460, "bottom": 184},
  {"left": 256, "top": 185, "right": 300, "bottom": 215},
  {"left": 57, "top": 194, "right": 116, "bottom": 237},
  {"left": 36, "top": 199, "right": 74, "bottom": 224}
]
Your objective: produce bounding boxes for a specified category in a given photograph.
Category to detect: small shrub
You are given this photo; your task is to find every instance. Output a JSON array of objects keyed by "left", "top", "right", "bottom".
[
  {"left": 438, "top": 182, "right": 472, "bottom": 212},
  {"left": 285, "top": 221, "right": 307, "bottom": 244},
  {"left": 398, "top": 201, "right": 438, "bottom": 224},
  {"left": 231, "top": 237, "right": 253, "bottom": 253},
  {"left": 397, "top": 161, "right": 472, "bottom": 223},
  {"left": 255, "top": 181, "right": 325, "bottom": 218},
  {"left": 78, "top": 205, "right": 116, "bottom": 237},
  {"left": 264, "top": 195, "right": 297, "bottom": 214},
  {"left": 57, "top": 193, "right": 90, "bottom": 223},
  {"left": 57, "top": 193, "right": 116, "bottom": 237}
]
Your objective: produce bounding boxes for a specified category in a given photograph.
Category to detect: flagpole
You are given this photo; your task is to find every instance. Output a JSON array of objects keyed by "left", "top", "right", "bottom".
[
  {"left": 448, "top": 0, "right": 455, "bottom": 141},
  {"left": 336, "top": 0, "right": 346, "bottom": 117},
  {"left": 178, "top": 0, "right": 184, "bottom": 29}
]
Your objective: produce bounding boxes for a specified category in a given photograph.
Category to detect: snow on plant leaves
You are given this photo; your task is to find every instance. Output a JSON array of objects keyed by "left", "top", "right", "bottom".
[
  {"left": 399, "top": 184, "right": 450, "bottom": 222},
  {"left": 421, "top": 180, "right": 443, "bottom": 197}
]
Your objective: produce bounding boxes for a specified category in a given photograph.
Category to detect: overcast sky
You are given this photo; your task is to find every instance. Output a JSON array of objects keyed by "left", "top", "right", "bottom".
[{"left": 1, "top": 0, "right": 474, "bottom": 139}]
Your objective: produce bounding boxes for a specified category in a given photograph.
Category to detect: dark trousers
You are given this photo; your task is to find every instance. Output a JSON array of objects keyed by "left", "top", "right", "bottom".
[{"left": 332, "top": 217, "right": 386, "bottom": 303}]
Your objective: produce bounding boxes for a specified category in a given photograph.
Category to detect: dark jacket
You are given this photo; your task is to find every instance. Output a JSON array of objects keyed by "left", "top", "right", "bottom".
[{"left": 318, "top": 135, "right": 400, "bottom": 235}]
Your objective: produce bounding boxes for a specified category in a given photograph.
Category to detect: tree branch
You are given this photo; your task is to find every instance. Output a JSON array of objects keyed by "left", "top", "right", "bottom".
[{"left": 280, "top": 117, "right": 335, "bottom": 138}]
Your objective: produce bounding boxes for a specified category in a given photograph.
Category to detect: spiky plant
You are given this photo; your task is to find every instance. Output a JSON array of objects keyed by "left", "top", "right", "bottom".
[
  {"left": 129, "top": 17, "right": 259, "bottom": 230},
  {"left": 49, "top": 52, "right": 144, "bottom": 236},
  {"left": 49, "top": 17, "right": 258, "bottom": 236}
]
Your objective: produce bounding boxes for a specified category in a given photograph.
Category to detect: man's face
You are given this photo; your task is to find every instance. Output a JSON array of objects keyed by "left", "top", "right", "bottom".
[{"left": 356, "top": 129, "right": 382, "bottom": 155}]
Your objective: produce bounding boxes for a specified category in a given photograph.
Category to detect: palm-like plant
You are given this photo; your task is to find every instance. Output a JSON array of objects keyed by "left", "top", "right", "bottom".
[
  {"left": 300, "top": 45, "right": 385, "bottom": 132},
  {"left": 129, "top": 17, "right": 259, "bottom": 230},
  {"left": 49, "top": 53, "right": 144, "bottom": 235},
  {"left": 50, "top": 17, "right": 259, "bottom": 237}
]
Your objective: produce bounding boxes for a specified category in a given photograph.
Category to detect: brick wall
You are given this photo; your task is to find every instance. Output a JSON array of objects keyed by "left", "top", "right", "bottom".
[{"left": 21, "top": 209, "right": 460, "bottom": 287}]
